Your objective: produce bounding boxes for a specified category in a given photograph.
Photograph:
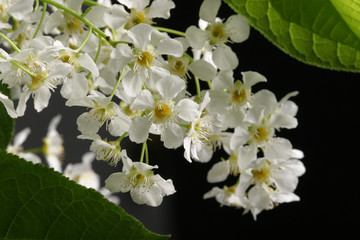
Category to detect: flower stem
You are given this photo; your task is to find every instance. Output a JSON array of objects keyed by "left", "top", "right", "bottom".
[
  {"left": 110, "top": 68, "right": 125, "bottom": 100},
  {"left": 77, "top": 26, "right": 92, "bottom": 51},
  {"left": 23, "top": 147, "right": 43, "bottom": 154},
  {"left": 140, "top": 141, "right": 147, "bottom": 163},
  {"left": 10, "top": 60, "right": 36, "bottom": 78},
  {"left": 0, "top": 32, "right": 20, "bottom": 53},
  {"left": 41, "top": 0, "right": 116, "bottom": 47},
  {"left": 154, "top": 27, "right": 186, "bottom": 37},
  {"left": 33, "top": 2, "right": 47, "bottom": 39},
  {"left": 83, "top": 0, "right": 100, "bottom": 6},
  {"left": 194, "top": 75, "right": 201, "bottom": 98}
]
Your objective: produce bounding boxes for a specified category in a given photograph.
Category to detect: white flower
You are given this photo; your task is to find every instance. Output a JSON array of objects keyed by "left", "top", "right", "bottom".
[
  {"left": 183, "top": 92, "right": 223, "bottom": 163},
  {"left": 63, "top": 152, "right": 121, "bottom": 204},
  {"left": 117, "top": 0, "right": 175, "bottom": 30},
  {"left": 76, "top": 93, "right": 131, "bottom": 137},
  {"left": 88, "top": 135, "right": 127, "bottom": 167},
  {"left": 6, "top": 127, "right": 42, "bottom": 164},
  {"left": 0, "top": 0, "right": 34, "bottom": 25},
  {"left": 129, "top": 75, "right": 199, "bottom": 148},
  {"left": 207, "top": 71, "right": 267, "bottom": 128},
  {"left": 64, "top": 152, "right": 100, "bottom": 190},
  {"left": 203, "top": 184, "right": 244, "bottom": 208},
  {"left": 105, "top": 156, "right": 175, "bottom": 207},
  {"left": 108, "top": 23, "right": 183, "bottom": 96},
  {"left": 230, "top": 90, "right": 299, "bottom": 150},
  {"left": 185, "top": 0, "right": 250, "bottom": 71},
  {"left": 236, "top": 142, "right": 305, "bottom": 220},
  {"left": 0, "top": 91, "right": 17, "bottom": 118},
  {"left": 43, "top": 114, "right": 64, "bottom": 172}
]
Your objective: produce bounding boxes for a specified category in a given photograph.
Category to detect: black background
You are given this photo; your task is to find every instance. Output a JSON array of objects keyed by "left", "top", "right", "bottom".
[{"left": 14, "top": 1, "right": 359, "bottom": 239}]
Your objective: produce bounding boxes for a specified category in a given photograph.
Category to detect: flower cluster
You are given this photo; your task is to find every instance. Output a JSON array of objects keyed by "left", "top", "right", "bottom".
[{"left": 0, "top": 0, "right": 305, "bottom": 218}]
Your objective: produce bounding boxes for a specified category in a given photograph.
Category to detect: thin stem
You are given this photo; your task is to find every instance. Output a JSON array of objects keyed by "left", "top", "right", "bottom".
[
  {"left": 34, "top": 0, "right": 40, "bottom": 11},
  {"left": 83, "top": 0, "right": 100, "bottom": 6},
  {"left": 144, "top": 142, "right": 149, "bottom": 165},
  {"left": 194, "top": 75, "right": 201, "bottom": 98},
  {"left": 109, "top": 68, "right": 125, "bottom": 100},
  {"left": 116, "top": 132, "right": 128, "bottom": 143},
  {"left": 140, "top": 141, "right": 147, "bottom": 163},
  {"left": 0, "top": 32, "right": 20, "bottom": 53},
  {"left": 94, "top": 35, "right": 102, "bottom": 63},
  {"left": 10, "top": 60, "right": 36, "bottom": 78},
  {"left": 33, "top": 2, "right": 47, "bottom": 39},
  {"left": 77, "top": 26, "right": 92, "bottom": 51},
  {"left": 23, "top": 147, "right": 43, "bottom": 154},
  {"left": 41, "top": 0, "right": 116, "bottom": 47},
  {"left": 154, "top": 26, "right": 186, "bottom": 37}
]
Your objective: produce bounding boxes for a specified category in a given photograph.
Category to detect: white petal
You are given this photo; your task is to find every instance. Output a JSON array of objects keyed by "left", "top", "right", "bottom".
[
  {"left": 199, "top": 0, "right": 221, "bottom": 23},
  {"left": 13, "top": 128, "right": 31, "bottom": 147},
  {"left": 207, "top": 160, "right": 230, "bottom": 183},
  {"left": 237, "top": 145, "right": 257, "bottom": 170},
  {"left": 0, "top": 92, "right": 18, "bottom": 118},
  {"left": 175, "top": 99, "right": 200, "bottom": 122},
  {"left": 127, "top": 23, "right": 153, "bottom": 49},
  {"left": 105, "top": 172, "right": 131, "bottom": 193},
  {"left": 148, "top": 0, "right": 175, "bottom": 19},
  {"left": 230, "top": 126, "right": 251, "bottom": 150},
  {"left": 34, "top": 87, "right": 51, "bottom": 112},
  {"left": 225, "top": 14, "right": 250, "bottom": 43},
  {"left": 129, "top": 116, "right": 151, "bottom": 143},
  {"left": 242, "top": 71, "right": 267, "bottom": 88},
  {"left": 78, "top": 53, "right": 99, "bottom": 77},
  {"left": 8, "top": 0, "right": 34, "bottom": 20},
  {"left": 130, "top": 90, "right": 154, "bottom": 110},
  {"left": 185, "top": 26, "right": 208, "bottom": 50},
  {"left": 108, "top": 114, "right": 131, "bottom": 137},
  {"left": 156, "top": 75, "right": 185, "bottom": 100},
  {"left": 189, "top": 59, "right": 217, "bottom": 81},
  {"left": 212, "top": 45, "right": 238, "bottom": 71},
  {"left": 122, "top": 71, "right": 144, "bottom": 97},
  {"left": 157, "top": 38, "right": 183, "bottom": 57},
  {"left": 104, "top": 4, "right": 128, "bottom": 29},
  {"left": 161, "top": 123, "right": 184, "bottom": 149},
  {"left": 264, "top": 138, "right": 293, "bottom": 161},
  {"left": 16, "top": 91, "right": 31, "bottom": 117},
  {"left": 211, "top": 70, "right": 234, "bottom": 90}
]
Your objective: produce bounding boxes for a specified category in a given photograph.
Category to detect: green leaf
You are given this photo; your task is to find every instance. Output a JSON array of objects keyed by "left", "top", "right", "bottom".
[
  {"left": 0, "top": 83, "right": 14, "bottom": 150},
  {"left": 0, "top": 150, "right": 169, "bottom": 240},
  {"left": 223, "top": 0, "right": 360, "bottom": 72}
]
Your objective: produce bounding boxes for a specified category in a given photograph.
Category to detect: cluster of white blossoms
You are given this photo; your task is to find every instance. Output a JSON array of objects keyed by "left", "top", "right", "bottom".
[{"left": 0, "top": 0, "right": 305, "bottom": 218}]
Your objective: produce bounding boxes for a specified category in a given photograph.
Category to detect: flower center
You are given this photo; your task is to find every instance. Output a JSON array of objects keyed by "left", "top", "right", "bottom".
[
  {"left": 207, "top": 22, "right": 228, "bottom": 45},
  {"left": 154, "top": 103, "right": 172, "bottom": 120},
  {"left": 232, "top": 88, "right": 247, "bottom": 104},
  {"left": 252, "top": 168, "right": 270, "bottom": 184},
  {"left": 137, "top": 51, "right": 153, "bottom": 68},
  {"left": 126, "top": 9, "right": 153, "bottom": 29},
  {"left": 253, "top": 127, "right": 269, "bottom": 142},
  {"left": 65, "top": 16, "right": 84, "bottom": 34}
]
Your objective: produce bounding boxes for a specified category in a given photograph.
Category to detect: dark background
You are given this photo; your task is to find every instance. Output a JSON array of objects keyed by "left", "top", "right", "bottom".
[{"left": 14, "top": 1, "right": 359, "bottom": 239}]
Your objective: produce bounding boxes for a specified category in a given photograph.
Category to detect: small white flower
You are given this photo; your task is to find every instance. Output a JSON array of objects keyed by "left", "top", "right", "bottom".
[
  {"left": 203, "top": 184, "right": 244, "bottom": 208},
  {"left": 236, "top": 142, "right": 305, "bottom": 220},
  {"left": 183, "top": 92, "right": 223, "bottom": 163},
  {"left": 89, "top": 135, "right": 127, "bottom": 167},
  {"left": 117, "top": 0, "right": 175, "bottom": 30},
  {"left": 64, "top": 152, "right": 100, "bottom": 190},
  {"left": 43, "top": 114, "right": 64, "bottom": 172},
  {"left": 6, "top": 127, "right": 42, "bottom": 164},
  {"left": 129, "top": 75, "right": 199, "bottom": 148},
  {"left": 76, "top": 94, "right": 131, "bottom": 137},
  {"left": 105, "top": 156, "right": 175, "bottom": 207}
]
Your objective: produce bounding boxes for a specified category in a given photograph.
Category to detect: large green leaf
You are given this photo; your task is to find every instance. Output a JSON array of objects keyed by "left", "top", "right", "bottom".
[
  {"left": 0, "top": 150, "right": 169, "bottom": 240},
  {"left": 0, "top": 84, "right": 14, "bottom": 150},
  {"left": 223, "top": 0, "right": 360, "bottom": 72}
]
